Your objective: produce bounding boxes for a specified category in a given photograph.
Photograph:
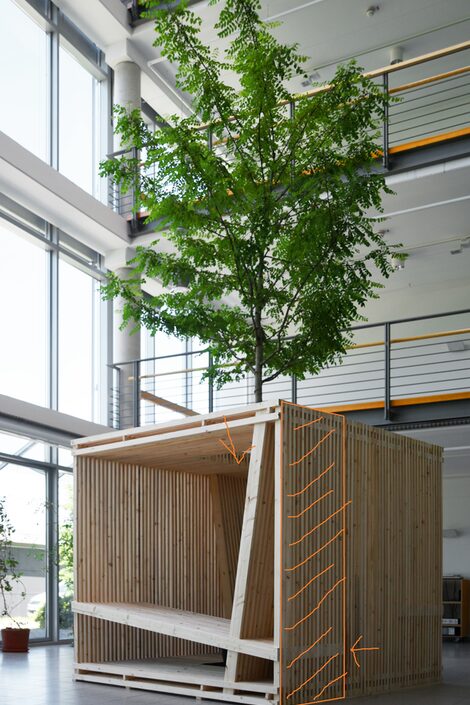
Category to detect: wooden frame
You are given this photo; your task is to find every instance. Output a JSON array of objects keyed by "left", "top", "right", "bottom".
[{"left": 72, "top": 400, "right": 442, "bottom": 704}]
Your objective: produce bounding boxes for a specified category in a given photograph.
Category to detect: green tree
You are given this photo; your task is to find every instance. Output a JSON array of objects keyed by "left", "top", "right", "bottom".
[
  {"left": 101, "top": 0, "right": 398, "bottom": 402},
  {"left": 0, "top": 497, "right": 26, "bottom": 628}
]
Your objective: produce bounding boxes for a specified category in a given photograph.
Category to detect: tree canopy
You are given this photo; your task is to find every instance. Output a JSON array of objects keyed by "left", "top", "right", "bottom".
[{"left": 101, "top": 0, "right": 397, "bottom": 401}]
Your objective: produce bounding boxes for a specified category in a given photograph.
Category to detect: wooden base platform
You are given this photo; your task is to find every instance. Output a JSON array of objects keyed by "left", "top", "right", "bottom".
[
  {"left": 72, "top": 602, "right": 277, "bottom": 661},
  {"left": 74, "top": 656, "right": 278, "bottom": 704}
]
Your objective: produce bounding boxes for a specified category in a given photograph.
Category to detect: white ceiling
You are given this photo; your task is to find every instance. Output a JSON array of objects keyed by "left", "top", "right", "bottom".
[{"left": 398, "top": 424, "right": 470, "bottom": 477}]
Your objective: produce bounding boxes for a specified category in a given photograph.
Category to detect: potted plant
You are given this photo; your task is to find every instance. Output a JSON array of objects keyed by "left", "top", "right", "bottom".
[{"left": 0, "top": 497, "right": 29, "bottom": 652}]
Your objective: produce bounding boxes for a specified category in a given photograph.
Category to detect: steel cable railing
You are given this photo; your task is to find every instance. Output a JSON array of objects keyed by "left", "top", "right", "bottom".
[{"left": 108, "top": 309, "right": 470, "bottom": 429}]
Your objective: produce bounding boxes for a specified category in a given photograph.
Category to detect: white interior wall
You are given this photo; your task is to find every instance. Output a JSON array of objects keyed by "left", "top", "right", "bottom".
[{"left": 443, "top": 475, "right": 470, "bottom": 578}]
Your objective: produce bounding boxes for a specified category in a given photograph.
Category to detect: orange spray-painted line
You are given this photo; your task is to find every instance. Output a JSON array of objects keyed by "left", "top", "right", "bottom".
[
  {"left": 299, "top": 697, "right": 345, "bottom": 705},
  {"left": 350, "top": 635, "right": 380, "bottom": 668},
  {"left": 287, "top": 627, "right": 333, "bottom": 669},
  {"left": 284, "top": 578, "right": 346, "bottom": 631},
  {"left": 218, "top": 416, "right": 254, "bottom": 464},
  {"left": 288, "top": 563, "right": 335, "bottom": 601},
  {"left": 293, "top": 415, "right": 325, "bottom": 431},
  {"left": 288, "top": 490, "right": 333, "bottom": 519},
  {"left": 313, "top": 672, "right": 348, "bottom": 702},
  {"left": 285, "top": 529, "right": 344, "bottom": 572},
  {"left": 287, "top": 462, "right": 336, "bottom": 497},
  {"left": 286, "top": 653, "right": 339, "bottom": 700},
  {"left": 289, "top": 501, "right": 352, "bottom": 547},
  {"left": 289, "top": 429, "right": 336, "bottom": 467}
]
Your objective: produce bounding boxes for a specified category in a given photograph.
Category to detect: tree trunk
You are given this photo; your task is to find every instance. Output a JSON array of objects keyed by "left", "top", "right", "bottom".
[{"left": 254, "top": 339, "right": 263, "bottom": 402}]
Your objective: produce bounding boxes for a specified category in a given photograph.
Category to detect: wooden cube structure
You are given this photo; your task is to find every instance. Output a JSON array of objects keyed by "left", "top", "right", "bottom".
[{"left": 72, "top": 400, "right": 442, "bottom": 704}]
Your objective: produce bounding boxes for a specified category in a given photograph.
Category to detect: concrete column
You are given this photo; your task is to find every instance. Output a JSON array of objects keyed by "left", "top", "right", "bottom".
[{"left": 112, "top": 61, "right": 142, "bottom": 428}]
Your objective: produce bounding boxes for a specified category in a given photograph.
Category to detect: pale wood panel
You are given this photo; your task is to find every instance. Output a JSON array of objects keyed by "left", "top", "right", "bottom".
[
  {"left": 75, "top": 456, "right": 224, "bottom": 664},
  {"left": 73, "top": 602, "right": 276, "bottom": 660},
  {"left": 281, "top": 404, "right": 346, "bottom": 705},
  {"left": 211, "top": 474, "right": 247, "bottom": 617},
  {"left": 226, "top": 423, "right": 276, "bottom": 683},
  {"left": 280, "top": 402, "right": 442, "bottom": 703}
]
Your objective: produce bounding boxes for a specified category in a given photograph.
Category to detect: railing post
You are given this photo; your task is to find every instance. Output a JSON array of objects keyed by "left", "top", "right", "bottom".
[
  {"left": 133, "top": 360, "right": 141, "bottom": 427},
  {"left": 208, "top": 352, "right": 214, "bottom": 413},
  {"left": 384, "top": 322, "right": 391, "bottom": 420},
  {"left": 291, "top": 374, "right": 297, "bottom": 404},
  {"left": 383, "top": 73, "right": 390, "bottom": 170}
]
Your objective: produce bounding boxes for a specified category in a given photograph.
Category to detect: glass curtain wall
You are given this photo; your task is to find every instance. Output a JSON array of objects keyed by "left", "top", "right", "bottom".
[
  {"left": 0, "top": 220, "right": 48, "bottom": 406},
  {"left": 0, "top": 430, "right": 73, "bottom": 644},
  {"left": 0, "top": 201, "right": 108, "bottom": 424},
  {"left": 0, "top": 0, "right": 48, "bottom": 159},
  {"left": 0, "top": 0, "right": 108, "bottom": 201}
]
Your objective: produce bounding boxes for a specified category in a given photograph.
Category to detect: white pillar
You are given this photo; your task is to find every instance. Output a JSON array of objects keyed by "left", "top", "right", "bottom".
[{"left": 112, "top": 62, "right": 142, "bottom": 428}]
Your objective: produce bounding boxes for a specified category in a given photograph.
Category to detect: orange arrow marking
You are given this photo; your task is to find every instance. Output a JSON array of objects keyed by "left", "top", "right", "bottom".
[
  {"left": 218, "top": 416, "right": 254, "bottom": 465},
  {"left": 350, "top": 635, "right": 380, "bottom": 668}
]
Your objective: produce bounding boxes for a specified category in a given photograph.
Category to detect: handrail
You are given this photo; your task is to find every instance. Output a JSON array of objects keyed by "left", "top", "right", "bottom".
[
  {"left": 127, "top": 326, "right": 470, "bottom": 381},
  {"left": 111, "top": 309, "right": 470, "bottom": 367},
  {"left": 290, "top": 40, "right": 470, "bottom": 102},
  {"left": 389, "top": 65, "right": 470, "bottom": 94},
  {"left": 197, "top": 40, "right": 470, "bottom": 126}
]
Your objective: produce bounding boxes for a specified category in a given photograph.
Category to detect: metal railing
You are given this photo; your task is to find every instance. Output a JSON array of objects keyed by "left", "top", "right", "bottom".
[
  {"left": 107, "top": 41, "right": 470, "bottom": 221},
  {"left": 109, "top": 309, "right": 470, "bottom": 429}
]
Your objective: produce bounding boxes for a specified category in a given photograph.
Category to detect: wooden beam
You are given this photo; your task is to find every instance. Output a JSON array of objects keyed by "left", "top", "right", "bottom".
[
  {"left": 73, "top": 412, "right": 279, "bottom": 458},
  {"left": 225, "top": 421, "right": 275, "bottom": 684},
  {"left": 72, "top": 602, "right": 277, "bottom": 661},
  {"left": 140, "top": 390, "right": 199, "bottom": 417}
]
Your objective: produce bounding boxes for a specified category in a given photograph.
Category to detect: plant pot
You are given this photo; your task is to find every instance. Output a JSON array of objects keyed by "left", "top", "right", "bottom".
[{"left": 1, "top": 627, "right": 30, "bottom": 652}]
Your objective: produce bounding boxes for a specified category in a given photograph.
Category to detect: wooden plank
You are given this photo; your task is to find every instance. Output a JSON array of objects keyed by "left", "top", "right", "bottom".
[
  {"left": 73, "top": 412, "right": 279, "bottom": 460},
  {"left": 280, "top": 403, "right": 442, "bottom": 702},
  {"left": 72, "top": 602, "right": 277, "bottom": 661},
  {"left": 74, "top": 462, "right": 225, "bottom": 664},
  {"left": 72, "top": 400, "right": 280, "bottom": 449},
  {"left": 226, "top": 424, "right": 274, "bottom": 682},
  {"left": 389, "top": 65, "right": 470, "bottom": 94},
  {"left": 210, "top": 475, "right": 236, "bottom": 618},
  {"left": 141, "top": 390, "right": 199, "bottom": 416},
  {"left": 74, "top": 671, "right": 277, "bottom": 705},
  {"left": 74, "top": 657, "right": 277, "bottom": 693}
]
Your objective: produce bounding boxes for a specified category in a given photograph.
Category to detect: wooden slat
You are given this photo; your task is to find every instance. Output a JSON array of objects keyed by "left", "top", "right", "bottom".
[
  {"left": 74, "top": 401, "right": 442, "bottom": 704},
  {"left": 389, "top": 65, "right": 470, "bottom": 94},
  {"left": 72, "top": 400, "right": 279, "bottom": 449},
  {"left": 75, "top": 657, "right": 277, "bottom": 694},
  {"left": 210, "top": 475, "right": 246, "bottom": 617},
  {"left": 74, "top": 458, "right": 224, "bottom": 664},
  {"left": 140, "top": 390, "right": 199, "bottom": 416},
  {"left": 280, "top": 402, "right": 442, "bottom": 702},
  {"left": 73, "top": 602, "right": 276, "bottom": 660},
  {"left": 225, "top": 422, "right": 270, "bottom": 684}
]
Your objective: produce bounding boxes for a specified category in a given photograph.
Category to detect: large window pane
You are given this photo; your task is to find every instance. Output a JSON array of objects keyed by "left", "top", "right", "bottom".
[
  {"left": 0, "top": 221, "right": 47, "bottom": 406},
  {"left": 58, "top": 472, "right": 73, "bottom": 640},
  {"left": 59, "top": 44, "right": 99, "bottom": 194},
  {"left": 58, "top": 258, "right": 100, "bottom": 421},
  {"left": 0, "top": 463, "right": 47, "bottom": 640},
  {"left": 0, "top": 1, "right": 47, "bottom": 159}
]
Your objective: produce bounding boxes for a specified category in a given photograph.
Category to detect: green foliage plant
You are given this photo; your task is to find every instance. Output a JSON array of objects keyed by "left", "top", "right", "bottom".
[
  {"left": 0, "top": 497, "right": 26, "bottom": 628},
  {"left": 101, "top": 0, "right": 399, "bottom": 401}
]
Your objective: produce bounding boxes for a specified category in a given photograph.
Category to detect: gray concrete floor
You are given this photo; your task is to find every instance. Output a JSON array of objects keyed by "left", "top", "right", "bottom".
[{"left": 1, "top": 642, "right": 469, "bottom": 704}]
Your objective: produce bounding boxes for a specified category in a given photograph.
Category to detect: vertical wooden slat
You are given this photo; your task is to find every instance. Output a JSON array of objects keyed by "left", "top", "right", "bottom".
[{"left": 280, "top": 403, "right": 442, "bottom": 703}]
